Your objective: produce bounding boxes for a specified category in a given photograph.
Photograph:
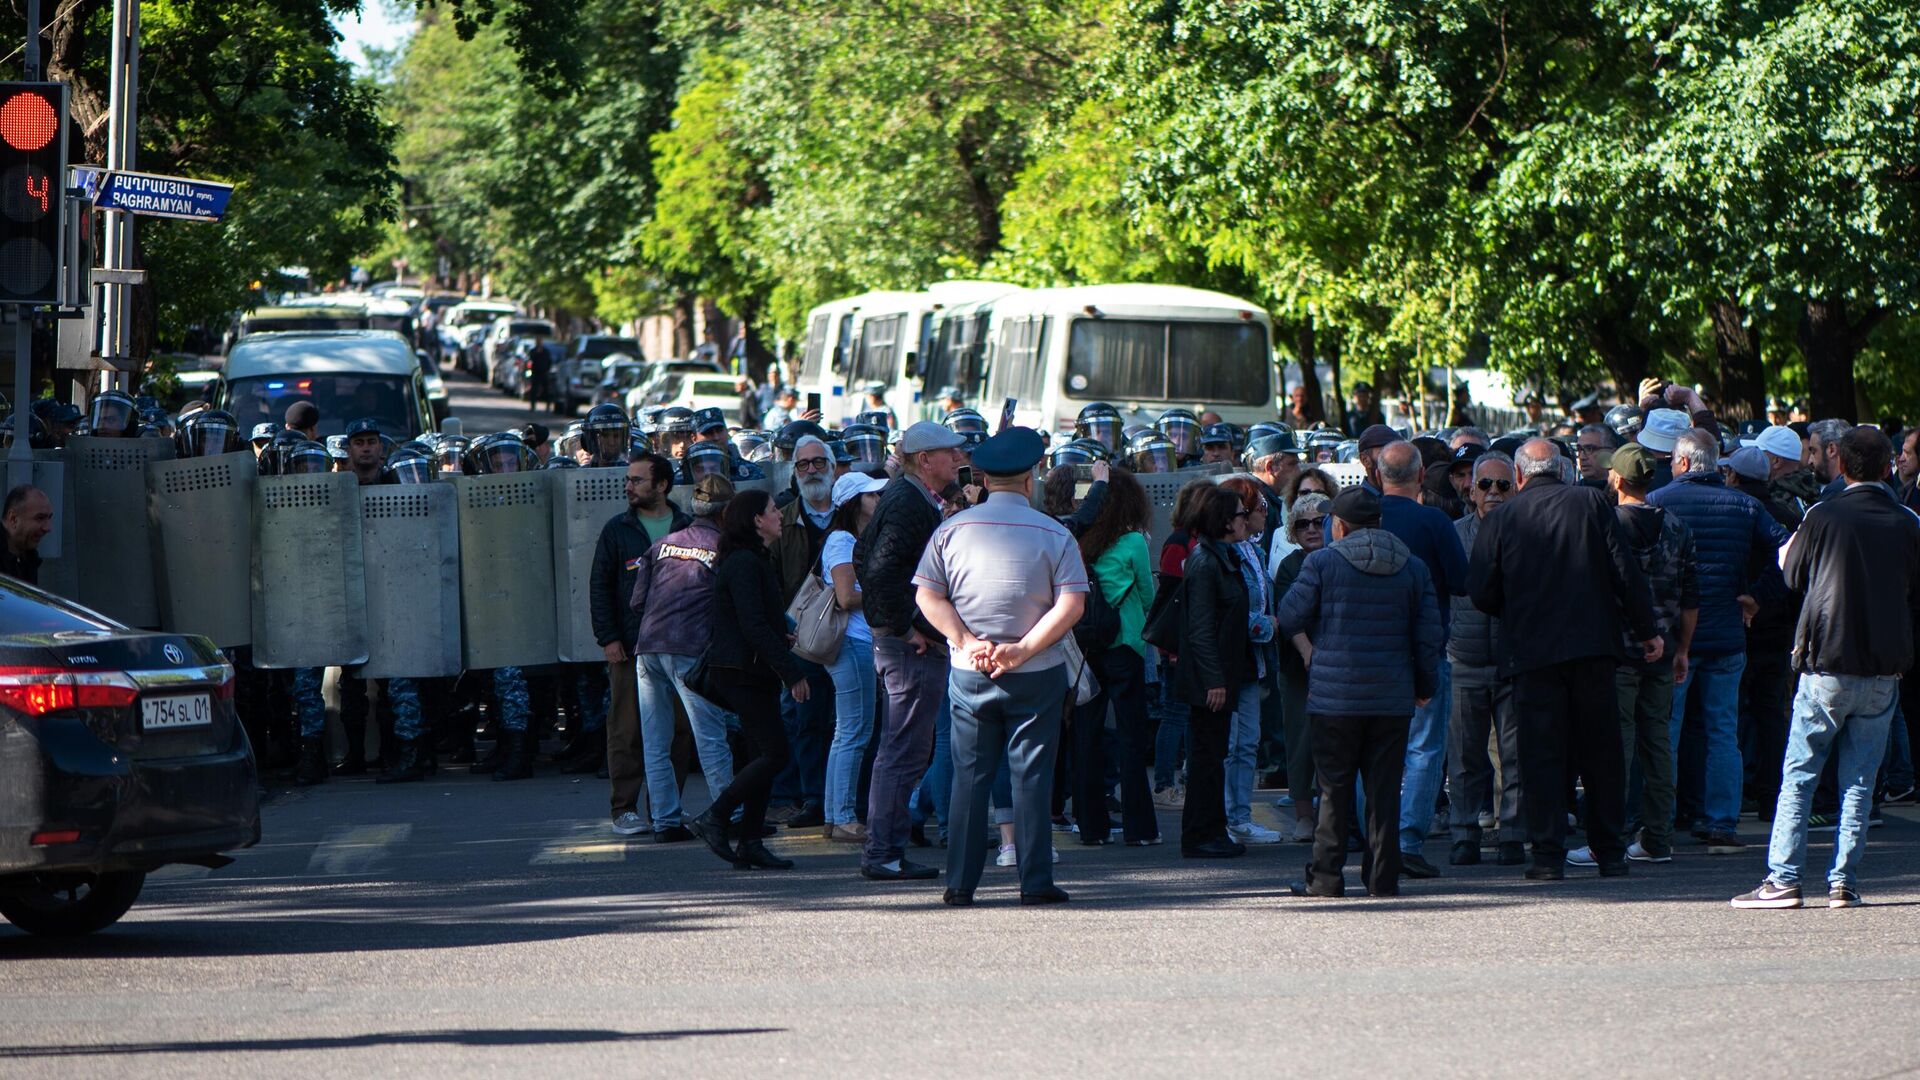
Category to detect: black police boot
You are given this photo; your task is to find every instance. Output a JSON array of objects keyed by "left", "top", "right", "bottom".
[
  {"left": 491, "top": 731, "right": 533, "bottom": 782},
  {"left": 375, "top": 740, "right": 430, "bottom": 785},
  {"left": 469, "top": 736, "right": 504, "bottom": 775},
  {"left": 294, "top": 738, "right": 328, "bottom": 787},
  {"left": 332, "top": 719, "right": 368, "bottom": 777},
  {"left": 562, "top": 741, "right": 604, "bottom": 775}
]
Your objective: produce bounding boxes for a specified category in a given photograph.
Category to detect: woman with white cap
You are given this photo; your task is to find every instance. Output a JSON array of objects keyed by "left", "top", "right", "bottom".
[{"left": 820, "top": 470, "right": 890, "bottom": 842}]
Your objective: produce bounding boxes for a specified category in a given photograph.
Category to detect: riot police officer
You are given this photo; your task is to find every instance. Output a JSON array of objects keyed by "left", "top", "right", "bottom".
[
  {"left": 839, "top": 423, "right": 889, "bottom": 472},
  {"left": 1155, "top": 408, "right": 1203, "bottom": 466},
  {"left": 175, "top": 409, "right": 244, "bottom": 458},
  {"left": 461, "top": 432, "right": 543, "bottom": 781},
  {"left": 88, "top": 390, "right": 140, "bottom": 437},
  {"left": 941, "top": 408, "right": 989, "bottom": 452},
  {"left": 581, "top": 404, "right": 630, "bottom": 468},
  {"left": 1074, "top": 402, "right": 1125, "bottom": 457},
  {"left": 690, "top": 407, "right": 764, "bottom": 480},
  {"left": 656, "top": 406, "right": 697, "bottom": 465},
  {"left": 367, "top": 435, "right": 442, "bottom": 784},
  {"left": 1126, "top": 429, "right": 1178, "bottom": 473}
]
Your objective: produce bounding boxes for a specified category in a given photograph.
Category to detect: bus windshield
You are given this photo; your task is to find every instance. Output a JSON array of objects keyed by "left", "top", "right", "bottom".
[
  {"left": 225, "top": 374, "right": 422, "bottom": 438},
  {"left": 1064, "top": 318, "right": 1270, "bottom": 406}
]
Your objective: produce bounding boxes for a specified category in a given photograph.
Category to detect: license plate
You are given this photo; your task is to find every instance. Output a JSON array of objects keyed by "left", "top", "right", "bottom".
[{"left": 141, "top": 694, "right": 212, "bottom": 731}]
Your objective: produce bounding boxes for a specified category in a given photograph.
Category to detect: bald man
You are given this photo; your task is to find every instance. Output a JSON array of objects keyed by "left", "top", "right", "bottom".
[{"left": 2, "top": 484, "right": 53, "bottom": 585}]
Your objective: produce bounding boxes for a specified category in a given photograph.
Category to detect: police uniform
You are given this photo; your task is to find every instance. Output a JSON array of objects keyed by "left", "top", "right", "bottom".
[{"left": 912, "top": 427, "right": 1090, "bottom": 901}]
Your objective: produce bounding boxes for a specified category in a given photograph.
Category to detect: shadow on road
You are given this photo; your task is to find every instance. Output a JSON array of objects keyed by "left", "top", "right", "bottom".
[{"left": 0, "top": 1027, "right": 784, "bottom": 1058}]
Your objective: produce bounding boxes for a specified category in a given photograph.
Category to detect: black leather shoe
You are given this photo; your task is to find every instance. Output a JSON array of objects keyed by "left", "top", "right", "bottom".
[
  {"left": 293, "top": 738, "right": 328, "bottom": 787},
  {"left": 1400, "top": 853, "right": 1442, "bottom": 879},
  {"left": 688, "top": 811, "right": 740, "bottom": 865},
  {"left": 1019, "top": 885, "right": 1070, "bottom": 906},
  {"left": 1182, "top": 839, "right": 1246, "bottom": 859},
  {"left": 1597, "top": 861, "right": 1630, "bottom": 877},
  {"left": 942, "top": 888, "right": 974, "bottom": 907},
  {"left": 1525, "top": 864, "right": 1565, "bottom": 881},
  {"left": 733, "top": 840, "right": 794, "bottom": 870},
  {"left": 652, "top": 825, "right": 693, "bottom": 844},
  {"left": 1497, "top": 841, "right": 1528, "bottom": 866},
  {"left": 1288, "top": 880, "right": 1342, "bottom": 898},
  {"left": 787, "top": 802, "right": 825, "bottom": 829},
  {"left": 908, "top": 824, "right": 932, "bottom": 848},
  {"left": 861, "top": 859, "right": 939, "bottom": 881},
  {"left": 1449, "top": 840, "right": 1481, "bottom": 866}
]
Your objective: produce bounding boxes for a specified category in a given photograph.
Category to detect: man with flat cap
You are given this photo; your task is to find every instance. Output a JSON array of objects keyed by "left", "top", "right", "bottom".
[{"left": 913, "top": 426, "right": 1089, "bottom": 906}]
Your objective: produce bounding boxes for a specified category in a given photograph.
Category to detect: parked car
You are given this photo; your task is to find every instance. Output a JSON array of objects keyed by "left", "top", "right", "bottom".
[
  {"left": 0, "top": 579, "right": 260, "bottom": 937},
  {"left": 486, "top": 317, "right": 557, "bottom": 388},
  {"left": 594, "top": 356, "right": 651, "bottom": 408},
  {"left": 441, "top": 301, "right": 517, "bottom": 375},
  {"left": 628, "top": 369, "right": 744, "bottom": 419},
  {"left": 553, "top": 335, "right": 641, "bottom": 414}
]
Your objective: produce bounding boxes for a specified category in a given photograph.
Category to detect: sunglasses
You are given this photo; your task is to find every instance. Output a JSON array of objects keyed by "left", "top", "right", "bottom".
[
  {"left": 1296, "top": 515, "right": 1325, "bottom": 528},
  {"left": 794, "top": 457, "right": 831, "bottom": 472},
  {"left": 1476, "top": 478, "right": 1514, "bottom": 492}
]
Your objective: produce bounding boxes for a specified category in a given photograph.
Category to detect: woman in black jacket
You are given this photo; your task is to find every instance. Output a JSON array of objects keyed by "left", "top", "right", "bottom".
[
  {"left": 1178, "top": 485, "right": 1255, "bottom": 859},
  {"left": 689, "top": 489, "right": 812, "bottom": 870}
]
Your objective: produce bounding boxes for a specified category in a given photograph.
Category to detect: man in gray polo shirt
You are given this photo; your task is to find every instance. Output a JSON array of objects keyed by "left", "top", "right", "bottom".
[{"left": 914, "top": 427, "right": 1089, "bottom": 906}]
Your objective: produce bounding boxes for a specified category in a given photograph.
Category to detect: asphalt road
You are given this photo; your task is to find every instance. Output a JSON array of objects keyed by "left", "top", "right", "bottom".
[
  {"left": 438, "top": 360, "right": 579, "bottom": 440},
  {"left": 3, "top": 765, "right": 1918, "bottom": 1078}
]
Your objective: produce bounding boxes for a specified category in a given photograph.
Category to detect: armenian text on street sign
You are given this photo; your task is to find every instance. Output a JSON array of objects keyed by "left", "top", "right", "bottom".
[{"left": 69, "top": 166, "right": 233, "bottom": 223}]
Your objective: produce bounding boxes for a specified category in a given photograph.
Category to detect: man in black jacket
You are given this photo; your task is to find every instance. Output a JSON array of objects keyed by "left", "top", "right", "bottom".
[
  {"left": 1469, "top": 439, "right": 1662, "bottom": 880},
  {"left": 855, "top": 421, "right": 967, "bottom": 881},
  {"left": 1734, "top": 428, "right": 1920, "bottom": 910},
  {"left": 1, "top": 485, "right": 51, "bottom": 585},
  {"left": 591, "top": 452, "right": 693, "bottom": 837}
]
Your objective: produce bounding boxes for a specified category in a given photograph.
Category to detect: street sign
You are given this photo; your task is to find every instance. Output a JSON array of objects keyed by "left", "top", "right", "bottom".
[{"left": 69, "top": 166, "right": 232, "bottom": 222}]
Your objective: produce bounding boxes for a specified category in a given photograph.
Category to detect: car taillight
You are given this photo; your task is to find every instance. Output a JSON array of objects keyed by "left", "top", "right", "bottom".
[
  {"left": 0, "top": 667, "right": 141, "bottom": 716},
  {"left": 210, "top": 663, "right": 236, "bottom": 701}
]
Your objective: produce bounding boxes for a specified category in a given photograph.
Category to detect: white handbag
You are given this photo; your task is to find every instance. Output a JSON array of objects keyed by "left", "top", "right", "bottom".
[{"left": 785, "top": 572, "right": 849, "bottom": 666}]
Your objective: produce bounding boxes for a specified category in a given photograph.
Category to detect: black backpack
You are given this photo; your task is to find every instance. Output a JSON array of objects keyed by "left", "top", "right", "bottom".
[{"left": 1073, "top": 576, "right": 1125, "bottom": 653}]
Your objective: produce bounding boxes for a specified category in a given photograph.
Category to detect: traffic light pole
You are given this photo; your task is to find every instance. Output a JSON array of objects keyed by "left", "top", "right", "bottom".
[{"left": 10, "top": 0, "right": 40, "bottom": 490}]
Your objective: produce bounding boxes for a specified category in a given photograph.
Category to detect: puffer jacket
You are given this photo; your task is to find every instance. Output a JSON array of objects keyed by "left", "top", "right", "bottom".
[
  {"left": 1176, "top": 539, "right": 1253, "bottom": 708},
  {"left": 628, "top": 518, "right": 722, "bottom": 657},
  {"left": 854, "top": 474, "right": 944, "bottom": 640},
  {"left": 590, "top": 504, "right": 692, "bottom": 649},
  {"left": 1647, "top": 471, "right": 1792, "bottom": 658},
  {"left": 1447, "top": 512, "right": 1498, "bottom": 668},
  {"left": 1277, "top": 528, "right": 1442, "bottom": 718}
]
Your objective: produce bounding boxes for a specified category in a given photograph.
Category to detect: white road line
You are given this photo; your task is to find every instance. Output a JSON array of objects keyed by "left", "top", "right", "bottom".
[{"left": 304, "top": 824, "right": 412, "bottom": 876}]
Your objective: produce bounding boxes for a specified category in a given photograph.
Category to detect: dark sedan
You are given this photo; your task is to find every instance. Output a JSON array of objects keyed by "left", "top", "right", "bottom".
[{"left": 0, "top": 578, "right": 260, "bottom": 937}]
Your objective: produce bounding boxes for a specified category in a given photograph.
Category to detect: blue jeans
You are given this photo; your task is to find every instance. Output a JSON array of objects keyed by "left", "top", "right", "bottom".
[
  {"left": 635, "top": 653, "right": 735, "bottom": 830},
  {"left": 294, "top": 667, "right": 326, "bottom": 739},
  {"left": 1669, "top": 651, "right": 1746, "bottom": 833},
  {"left": 824, "top": 637, "right": 876, "bottom": 825},
  {"left": 1399, "top": 657, "right": 1452, "bottom": 854},
  {"left": 1767, "top": 673, "right": 1897, "bottom": 889},
  {"left": 1224, "top": 682, "right": 1262, "bottom": 827},
  {"left": 1154, "top": 666, "right": 1187, "bottom": 789}
]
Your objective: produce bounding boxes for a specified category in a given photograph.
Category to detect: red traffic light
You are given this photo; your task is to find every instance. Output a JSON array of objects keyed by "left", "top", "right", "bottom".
[{"left": 0, "top": 91, "right": 57, "bottom": 152}]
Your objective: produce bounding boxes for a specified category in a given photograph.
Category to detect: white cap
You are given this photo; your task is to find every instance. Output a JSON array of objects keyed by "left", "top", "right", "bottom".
[
  {"left": 1638, "top": 408, "right": 1691, "bottom": 454},
  {"left": 831, "top": 471, "right": 889, "bottom": 509},
  {"left": 1752, "top": 424, "right": 1803, "bottom": 463}
]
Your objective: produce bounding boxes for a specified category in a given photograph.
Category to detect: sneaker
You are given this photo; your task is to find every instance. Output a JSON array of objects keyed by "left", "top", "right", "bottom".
[
  {"left": 1626, "top": 840, "right": 1671, "bottom": 863},
  {"left": 996, "top": 844, "right": 1018, "bottom": 868},
  {"left": 1731, "top": 879, "right": 1803, "bottom": 909},
  {"left": 1806, "top": 811, "right": 1838, "bottom": 829},
  {"left": 1227, "top": 821, "right": 1283, "bottom": 845},
  {"left": 1829, "top": 883, "right": 1863, "bottom": 908},
  {"left": 1704, "top": 831, "right": 1746, "bottom": 854},
  {"left": 1051, "top": 815, "right": 1078, "bottom": 834},
  {"left": 1284, "top": 818, "right": 1317, "bottom": 843},
  {"left": 1125, "top": 836, "right": 1164, "bottom": 847},
  {"left": 1153, "top": 785, "right": 1186, "bottom": 809},
  {"left": 1274, "top": 793, "right": 1294, "bottom": 809},
  {"left": 827, "top": 822, "right": 869, "bottom": 843},
  {"left": 1883, "top": 784, "right": 1916, "bottom": 805},
  {"left": 1566, "top": 846, "right": 1598, "bottom": 867},
  {"left": 1478, "top": 811, "right": 1497, "bottom": 831},
  {"left": 610, "top": 811, "right": 652, "bottom": 837}
]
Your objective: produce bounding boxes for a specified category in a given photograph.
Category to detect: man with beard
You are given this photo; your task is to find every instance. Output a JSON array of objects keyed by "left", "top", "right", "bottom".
[
  {"left": 595, "top": 451, "right": 695, "bottom": 838},
  {"left": 766, "top": 435, "right": 841, "bottom": 827}
]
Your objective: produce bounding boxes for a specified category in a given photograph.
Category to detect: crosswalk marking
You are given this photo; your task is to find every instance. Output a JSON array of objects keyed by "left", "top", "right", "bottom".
[
  {"left": 531, "top": 823, "right": 631, "bottom": 864},
  {"left": 305, "top": 823, "right": 412, "bottom": 875}
]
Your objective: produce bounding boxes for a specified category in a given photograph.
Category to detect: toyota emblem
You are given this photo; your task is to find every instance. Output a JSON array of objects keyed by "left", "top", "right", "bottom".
[{"left": 163, "top": 643, "right": 185, "bottom": 665}]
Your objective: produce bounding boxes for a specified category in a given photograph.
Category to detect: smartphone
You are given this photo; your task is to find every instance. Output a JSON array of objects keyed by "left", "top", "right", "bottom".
[
  {"left": 957, "top": 465, "right": 974, "bottom": 490},
  {"left": 998, "top": 397, "right": 1017, "bottom": 433},
  {"left": 806, "top": 392, "right": 822, "bottom": 415}
]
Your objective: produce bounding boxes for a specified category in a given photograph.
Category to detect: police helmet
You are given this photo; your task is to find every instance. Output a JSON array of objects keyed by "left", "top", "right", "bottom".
[
  {"left": 840, "top": 423, "right": 888, "bottom": 465},
  {"left": 1073, "top": 403, "right": 1125, "bottom": 456},
  {"left": 637, "top": 405, "right": 668, "bottom": 434},
  {"left": 772, "top": 419, "right": 829, "bottom": 460},
  {"left": 282, "top": 440, "right": 334, "bottom": 474},
  {"left": 0, "top": 413, "right": 49, "bottom": 450},
  {"left": 627, "top": 428, "right": 654, "bottom": 458},
  {"left": 1126, "top": 431, "right": 1178, "bottom": 474},
  {"left": 1305, "top": 429, "right": 1344, "bottom": 463},
  {"left": 545, "top": 456, "right": 580, "bottom": 470},
  {"left": 1155, "top": 408, "right": 1202, "bottom": 459},
  {"left": 584, "top": 403, "right": 628, "bottom": 437},
  {"left": 747, "top": 440, "right": 773, "bottom": 464},
  {"left": 382, "top": 446, "right": 437, "bottom": 485},
  {"left": 176, "top": 409, "right": 244, "bottom": 457},
  {"left": 942, "top": 408, "right": 988, "bottom": 450},
  {"left": 855, "top": 409, "right": 893, "bottom": 431},
  {"left": 434, "top": 435, "right": 471, "bottom": 475},
  {"left": 556, "top": 421, "right": 584, "bottom": 460},
  {"left": 1048, "top": 438, "right": 1108, "bottom": 469},
  {"left": 1246, "top": 421, "right": 1288, "bottom": 446},
  {"left": 657, "top": 407, "right": 697, "bottom": 436},
  {"left": 465, "top": 431, "right": 537, "bottom": 474},
  {"left": 89, "top": 390, "right": 138, "bottom": 437},
  {"left": 732, "top": 430, "right": 768, "bottom": 460},
  {"left": 682, "top": 441, "right": 731, "bottom": 480},
  {"left": 249, "top": 422, "right": 279, "bottom": 447},
  {"left": 1605, "top": 404, "right": 1646, "bottom": 441}
]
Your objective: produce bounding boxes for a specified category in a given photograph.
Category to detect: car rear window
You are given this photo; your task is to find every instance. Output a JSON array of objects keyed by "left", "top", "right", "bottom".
[
  {"left": 225, "top": 374, "right": 421, "bottom": 438},
  {"left": 0, "top": 580, "right": 115, "bottom": 636},
  {"left": 692, "top": 379, "right": 737, "bottom": 397}
]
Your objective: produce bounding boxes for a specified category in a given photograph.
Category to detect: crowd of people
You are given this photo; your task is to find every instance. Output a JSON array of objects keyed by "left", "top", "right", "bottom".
[{"left": 6, "top": 369, "right": 1920, "bottom": 910}]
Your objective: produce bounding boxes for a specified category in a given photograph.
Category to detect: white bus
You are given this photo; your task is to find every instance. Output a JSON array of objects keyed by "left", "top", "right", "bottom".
[
  {"left": 794, "top": 292, "right": 903, "bottom": 427},
  {"left": 980, "top": 284, "right": 1278, "bottom": 436},
  {"left": 841, "top": 280, "right": 1016, "bottom": 426}
]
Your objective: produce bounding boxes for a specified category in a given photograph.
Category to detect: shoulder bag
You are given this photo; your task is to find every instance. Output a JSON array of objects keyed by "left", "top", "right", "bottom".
[{"left": 785, "top": 571, "right": 850, "bottom": 666}]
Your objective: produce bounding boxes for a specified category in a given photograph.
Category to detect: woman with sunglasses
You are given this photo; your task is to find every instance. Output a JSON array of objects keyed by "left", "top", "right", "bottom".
[{"left": 1270, "top": 492, "right": 1332, "bottom": 842}]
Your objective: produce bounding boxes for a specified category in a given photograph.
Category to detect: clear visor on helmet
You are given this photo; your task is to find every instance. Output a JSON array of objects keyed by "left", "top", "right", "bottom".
[
  {"left": 1157, "top": 418, "right": 1200, "bottom": 458},
  {"left": 476, "top": 444, "right": 530, "bottom": 474},
  {"left": 385, "top": 454, "right": 437, "bottom": 484},
  {"left": 628, "top": 431, "right": 653, "bottom": 456},
  {"left": 845, "top": 434, "right": 886, "bottom": 465},
  {"left": 178, "top": 418, "right": 238, "bottom": 458},
  {"left": 90, "top": 396, "right": 134, "bottom": 434},
  {"left": 1075, "top": 415, "right": 1124, "bottom": 454},
  {"left": 436, "top": 438, "right": 471, "bottom": 473},
  {"left": 1129, "top": 443, "right": 1177, "bottom": 474},
  {"left": 284, "top": 447, "right": 333, "bottom": 474},
  {"left": 1050, "top": 444, "right": 1099, "bottom": 468},
  {"left": 684, "top": 447, "right": 728, "bottom": 480}
]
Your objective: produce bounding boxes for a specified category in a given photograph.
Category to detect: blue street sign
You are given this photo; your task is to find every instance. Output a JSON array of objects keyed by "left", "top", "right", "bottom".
[{"left": 69, "top": 166, "right": 233, "bottom": 222}]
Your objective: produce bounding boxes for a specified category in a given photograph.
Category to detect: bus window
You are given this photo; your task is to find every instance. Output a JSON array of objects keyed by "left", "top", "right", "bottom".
[
  {"left": 802, "top": 313, "right": 829, "bottom": 382},
  {"left": 1064, "top": 318, "right": 1269, "bottom": 405},
  {"left": 853, "top": 314, "right": 903, "bottom": 386}
]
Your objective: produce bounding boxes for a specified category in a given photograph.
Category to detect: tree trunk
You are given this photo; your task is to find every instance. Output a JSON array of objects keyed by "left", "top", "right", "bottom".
[
  {"left": 952, "top": 121, "right": 1002, "bottom": 263},
  {"left": 1709, "top": 297, "right": 1765, "bottom": 420},
  {"left": 1292, "top": 320, "right": 1326, "bottom": 425},
  {"left": 671, "top": 293, "right": 695, "bottom": 359},
  {"left": 730, "top": 295, "right": 776, "bottom": 384},
  {"left": 1796, "top": 296, "right": 1885, "bottom": 424},
  {"left": 1584, "top": 308, "right": 1651, "bottom": 405},
  {"left": 1325, "top": 328, "right": 1344, "bottom": 426}
]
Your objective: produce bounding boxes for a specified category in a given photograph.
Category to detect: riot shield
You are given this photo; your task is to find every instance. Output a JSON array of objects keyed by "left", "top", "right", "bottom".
[
  {"left": 456, "top": 472, "right": 557, "bottom": 670},
  {"left": 67, "top": 435, "right": 174, "bottom": 626},
  {"left": 359, "top": 482, "right": 462, "bottom": 679},
  {"left": 148, "top": 451, "right": 256, "bottom": 648},
  {"left": 762, "top": 461, "right": 794, "bottom": 495},
  {"left": 1316, "top": 462, "right": 1367, "bottom": 489},
  {"left": 251, "top": 473, "right": 369, "bottom": 668},
  {"left": 1135, "top": 467, "right": 1231, "bottom": 554},
  {"left": 28, "top": 450, "right": 78, "bottom": 602},
  {"left": 550, "top": 466, "right": 628, "bottom": 663}
]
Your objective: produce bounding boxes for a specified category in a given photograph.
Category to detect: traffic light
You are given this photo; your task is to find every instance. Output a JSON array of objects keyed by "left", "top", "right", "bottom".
[{"left": 0, "top": 82, "right": 68, "bottom": 306}]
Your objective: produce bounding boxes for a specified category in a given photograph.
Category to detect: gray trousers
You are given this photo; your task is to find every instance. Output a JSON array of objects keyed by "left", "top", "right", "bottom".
[
  {"left": 862, "top": 634, "right": 950, "bottom": 868},
  {"left": 1447, "top": 661, "right": 1523, "bottom": 844},
  {"left": 947, "top": 665, "right": 1068, "bottom": 896}
]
